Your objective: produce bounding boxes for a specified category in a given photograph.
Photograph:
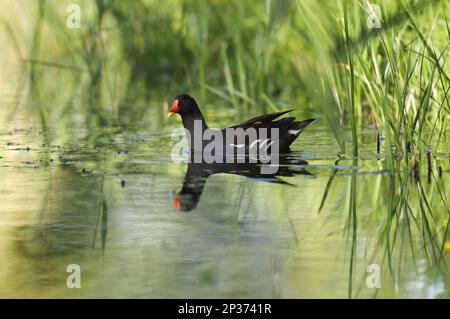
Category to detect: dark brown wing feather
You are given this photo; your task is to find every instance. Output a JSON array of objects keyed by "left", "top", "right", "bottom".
[{"left": 230, "top": 109, "right": 295, "bottom": 128}]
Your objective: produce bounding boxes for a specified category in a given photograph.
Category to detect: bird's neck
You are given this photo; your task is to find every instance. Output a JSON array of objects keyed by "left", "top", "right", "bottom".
[
  {"left": 181, "top": 109, "right": 209, "bottom": 131},
  {"left": 181, "top": 111, "right": 209, "bottom": 152}
]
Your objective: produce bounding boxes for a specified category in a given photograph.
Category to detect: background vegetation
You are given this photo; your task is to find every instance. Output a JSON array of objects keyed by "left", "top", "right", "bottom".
[{"left": 1, "top": 0, "right": 448, "bottom": 155}]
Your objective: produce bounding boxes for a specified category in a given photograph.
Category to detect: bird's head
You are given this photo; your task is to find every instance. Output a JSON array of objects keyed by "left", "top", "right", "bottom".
[{"left": 167, "top": 94, "right": 199, "bottom": 118}]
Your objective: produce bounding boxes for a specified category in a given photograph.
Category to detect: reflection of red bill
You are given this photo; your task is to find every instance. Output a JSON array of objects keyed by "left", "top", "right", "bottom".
[{"left": 173, "top": 195, "right": 181, "bottom": 210}]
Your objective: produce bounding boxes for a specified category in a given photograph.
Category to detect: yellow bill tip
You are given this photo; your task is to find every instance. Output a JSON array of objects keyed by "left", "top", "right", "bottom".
[{"left": 167, "top": 112, "right": 175, "bottom": 118}]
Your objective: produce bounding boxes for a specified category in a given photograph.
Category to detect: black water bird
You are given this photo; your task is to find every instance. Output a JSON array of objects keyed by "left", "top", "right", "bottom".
[{"left": 168, "top": 94, "right": 314, "bottom": 154}]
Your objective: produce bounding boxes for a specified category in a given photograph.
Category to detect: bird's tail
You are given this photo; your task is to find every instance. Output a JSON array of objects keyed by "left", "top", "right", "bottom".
[
  {"left": 282, "top": 118, "right": 315, "bottom": 150},
  {"left": 288, "top": 118, "right": 315, "bottom": 136}
]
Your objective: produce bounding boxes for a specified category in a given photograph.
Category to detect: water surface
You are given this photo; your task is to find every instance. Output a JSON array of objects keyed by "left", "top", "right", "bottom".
[{"left": 0, "top": 101, "right": 449, "bottom": 298}]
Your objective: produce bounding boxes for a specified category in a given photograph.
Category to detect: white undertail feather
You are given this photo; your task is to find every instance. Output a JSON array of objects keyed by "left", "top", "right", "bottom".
[{"left": 288, "top": 129, "right": 301, "bottom": 135}]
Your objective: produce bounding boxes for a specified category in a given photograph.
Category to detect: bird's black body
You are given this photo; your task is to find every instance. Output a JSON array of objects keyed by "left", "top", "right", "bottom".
[{"left": 169, "top": 94, "right": 314, "bottom": 155}]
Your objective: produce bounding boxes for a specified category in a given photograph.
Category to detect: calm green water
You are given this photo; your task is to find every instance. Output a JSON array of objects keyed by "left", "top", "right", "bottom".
[{"left": 0, "top": 100, "right": 449, "bottom": 299}]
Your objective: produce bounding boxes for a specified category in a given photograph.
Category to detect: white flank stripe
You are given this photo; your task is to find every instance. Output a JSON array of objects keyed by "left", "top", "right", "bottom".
[
  {"left": 250, "top": 139, "right": 262, "bottom": 148},
  {"left": 259, "top": 139, "right": 270, "bottom": 148},
  {"left": 264, "top": 141, "right": 275, "bottom": 151},
  {"left": 288, "top": 129, "right": 301, "bottom": 135}
]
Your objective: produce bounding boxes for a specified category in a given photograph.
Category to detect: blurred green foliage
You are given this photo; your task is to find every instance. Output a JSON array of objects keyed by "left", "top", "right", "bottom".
[{"left": 0, "top": 0, "right": 448, "bottom": 158}]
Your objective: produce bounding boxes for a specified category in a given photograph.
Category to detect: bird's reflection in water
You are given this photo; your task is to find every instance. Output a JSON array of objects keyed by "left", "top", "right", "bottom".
[{"left": 173, "top": 155, "right": 311, "bottom": 211}]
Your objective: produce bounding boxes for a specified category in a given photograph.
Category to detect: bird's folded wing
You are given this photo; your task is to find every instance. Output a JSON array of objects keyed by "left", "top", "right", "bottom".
[{"left": 231, "top": 109, "right": 295, "bottom": 128}]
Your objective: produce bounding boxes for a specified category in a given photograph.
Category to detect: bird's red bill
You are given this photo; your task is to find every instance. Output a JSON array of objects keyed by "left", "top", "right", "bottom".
[{"left": 170, "top": 99, "right": 179, "bottom": 114}]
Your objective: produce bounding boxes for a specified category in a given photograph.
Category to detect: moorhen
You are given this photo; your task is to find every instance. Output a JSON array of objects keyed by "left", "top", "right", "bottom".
[{"left": 168, "top": 94, "right": 314, "bottom": 155}]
